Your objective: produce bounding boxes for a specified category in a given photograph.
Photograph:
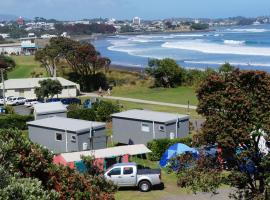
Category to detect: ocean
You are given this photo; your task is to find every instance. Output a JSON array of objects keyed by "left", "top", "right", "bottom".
[{"left": 92, "top": 24, "right": 270, "bottom": 72}]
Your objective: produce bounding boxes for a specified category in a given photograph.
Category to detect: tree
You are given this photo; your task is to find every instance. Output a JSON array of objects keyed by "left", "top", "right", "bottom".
[
  {"left": 218, "top": 63, "right": 235, "bottom": 74},
  {"left": 178, "top": 69, "right": 270, "bottom": 199},
  {"left": 66, "top": 43, "right": 110, "bottom": 76},
  {"left": 35, "top": 37, "right": 79, "bottom": 77},
  {"left": 146, "top": 58, "right": 184, "bottom": 88},
  {"left": 0, "top": 55, "right": 16, "bottom": 74},
  {"left": 94, "top": 101, "right": 121, "bottom": 122},
  {"left": 35, "top": 79, "right": 63, "bottom": 99}
]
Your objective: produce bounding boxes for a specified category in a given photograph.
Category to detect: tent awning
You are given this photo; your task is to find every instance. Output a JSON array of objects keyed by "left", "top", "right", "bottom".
[{"left": 59, "top": 144, "right": 151, "bottom": 163}]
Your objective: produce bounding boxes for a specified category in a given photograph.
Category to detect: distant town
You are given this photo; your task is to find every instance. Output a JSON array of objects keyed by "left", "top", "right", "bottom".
[{"left": 0, "top": 15, "right": 269, "bottom": 56}]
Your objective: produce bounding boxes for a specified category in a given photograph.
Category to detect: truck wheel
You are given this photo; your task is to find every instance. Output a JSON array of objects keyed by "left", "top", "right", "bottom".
[{"left": 139, "top": 180, "right": 151, "bottom": 192}]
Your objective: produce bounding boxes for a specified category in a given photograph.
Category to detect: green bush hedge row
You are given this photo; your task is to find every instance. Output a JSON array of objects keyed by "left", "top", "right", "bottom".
[
  {"left": 0, "top": 114, "right": 34, "bottom": 130},
  {"left": 147, "top": 137, "right": 192, "bottom": 161}
]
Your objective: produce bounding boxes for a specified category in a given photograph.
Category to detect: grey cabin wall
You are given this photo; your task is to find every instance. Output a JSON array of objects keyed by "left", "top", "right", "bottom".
[
  {"left": 113, "top": 118, "right": 154, "bottom": 144},
  {"left": 77, "top": 128, "right": 107, "bottom": 151},
  {"left": 113, "top": 117, "right": 190, "bottom": 145},
  {"left": 177, "top": 119, "right": 189, "bottom": 137},
  {"left": 28, "top": 126, "right": 78, "bottom": 154}
]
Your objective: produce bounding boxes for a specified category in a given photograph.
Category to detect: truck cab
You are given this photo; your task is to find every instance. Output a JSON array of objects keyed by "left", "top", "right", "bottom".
[{"left": 104, "top": 162, "right": 162, "bottom": 192}]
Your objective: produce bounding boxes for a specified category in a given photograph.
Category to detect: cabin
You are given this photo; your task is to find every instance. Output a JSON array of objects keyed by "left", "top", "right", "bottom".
[
  {"left": 0, "top": 77, "right": 80, "bottom": 99},
  {"left": 112, "top": 109, "right": 190, "bottom": 145},
  {"left": 27, "top": 116, "right": 107, "bottom": 154},
  {"left": 33, "top": 102, "right": 67, "bottom": 120}
]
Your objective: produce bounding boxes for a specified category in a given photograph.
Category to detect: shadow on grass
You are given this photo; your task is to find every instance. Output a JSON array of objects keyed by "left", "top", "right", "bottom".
[{"left": 118, "top": 182, "right": 165, "bottom": 192}]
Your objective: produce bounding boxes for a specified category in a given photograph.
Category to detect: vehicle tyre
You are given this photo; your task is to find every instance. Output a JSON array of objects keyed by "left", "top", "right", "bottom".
[{"left": 139, "top": 180, "right": 151, "bottom": 192}]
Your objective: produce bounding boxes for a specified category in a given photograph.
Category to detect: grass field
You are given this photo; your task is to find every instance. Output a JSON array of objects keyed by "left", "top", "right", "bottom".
[
  {"left": 112, "top": 85, "right": 198, "bottom": 106},
  {"left": 8, "top": 56, "right": 46, "bottom": 79}
]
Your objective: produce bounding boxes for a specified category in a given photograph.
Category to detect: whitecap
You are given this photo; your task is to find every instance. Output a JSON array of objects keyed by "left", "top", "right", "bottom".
[
  {"left": 224, "top": 40, "right": 246, "bottom": 45},
  {"left": 162, "top": 40, "right": 270, "bottom": 56}
]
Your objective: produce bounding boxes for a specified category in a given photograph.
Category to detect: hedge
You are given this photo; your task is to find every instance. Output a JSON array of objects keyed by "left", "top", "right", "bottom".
[
  {"left": 147, "top": 137, "right": 192, "bottom": 161},
  {"left": 67, "top": 109, "right": 97, "bottom": 121},
  {"left": 0, "top": 114, "right": 34, "bottom": 130}
]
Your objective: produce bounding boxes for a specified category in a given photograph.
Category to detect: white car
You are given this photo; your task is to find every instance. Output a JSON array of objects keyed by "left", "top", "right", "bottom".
[
  {"left": 24, "top": 99, "right": 39, "bottom": 107},
  {"left": 6, "top": 97, "right": 26, "bottom": 106},
  {"left": 0, "top": 96, "right": 14, "bottom": 105}
]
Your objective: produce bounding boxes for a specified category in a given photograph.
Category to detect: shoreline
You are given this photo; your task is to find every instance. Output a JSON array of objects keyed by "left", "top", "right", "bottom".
[{"left": 73, "top": 29, "right": 214, "bottom": 42}]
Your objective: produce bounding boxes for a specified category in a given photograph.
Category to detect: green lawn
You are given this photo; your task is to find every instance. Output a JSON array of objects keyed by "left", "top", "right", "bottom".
[
  {"left": 8, "top": 56, "right": 46, "bottom": 79},
  {"left": 112, "top": 86, "right": 198, "bottom": 106},
  {"left": 117, "top": 100, "right": 201, "bottom": 119}
]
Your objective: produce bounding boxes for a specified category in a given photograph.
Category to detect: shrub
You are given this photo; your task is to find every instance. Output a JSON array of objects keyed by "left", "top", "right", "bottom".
[
  {"left": 0, "top": 129, "right": 116, "bottom": 199},
  {"left": 0, "top": 114, "right": 33, "bottom": 130},
  {"left": 67, "top": 108, "right": 97, "bottom": 121},
  {"left": 147, "top": 137, "right": 192, "bottom": 161},
  {"left": 94, "top": 101, "right": 121, "bottom": 122},
  {"left": 68, "top": 72, "right": 109, "bottom": 92},
  {"left": 4, "top": 106, "right": 15, "bottom": 114},
  {"left": 0, "top": 176, "right": 59, "bottom": 200}
]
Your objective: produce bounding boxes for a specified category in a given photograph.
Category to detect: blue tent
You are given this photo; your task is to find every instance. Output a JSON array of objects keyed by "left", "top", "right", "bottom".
[{"left": 159, "top": 143, "right": 198, "bottom": 168}]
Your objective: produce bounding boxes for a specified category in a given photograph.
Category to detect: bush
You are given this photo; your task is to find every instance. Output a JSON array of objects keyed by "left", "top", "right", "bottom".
[
  {"left": 67, "top": 108, "right": 97, "bottom": 121},
  {"left": 94, "top": 101, "right": 121, "bottom": 122},
  {"left": 4, "top": 106, "right": 15, "bottom": 114},
  {"left": 147, "top": 137, "right": 192, "bottom": 161},
  {"left": 0, "top": 114, "right": 33, "bottom": 130},
  {"left": 68, "top": 72, "right": 109, "bottom": 92},
  {"left": 0, "top": 129, "right": 116, "bottom": 199},
  {"left": 0, "top": 176, "right": 59, "bottom": 200}
]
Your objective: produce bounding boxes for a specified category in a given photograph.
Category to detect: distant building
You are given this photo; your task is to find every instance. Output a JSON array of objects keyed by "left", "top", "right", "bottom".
[
  {"left": 33, "top": 102, "right": 67, "bottom": 120},
  {"left": 20, "top": 37, "right": 38, "bottom": 55},
  {"left": 17, "top": 16, "right": 24, "bottom": 25},
  {"left": 0, "top": 77, "right": 80, "bottom": 99},
  {"left": 0, "top": 33, "right": 9, "bottom": 38},
  {"left": 27, "top": 117, "right": 107, "bottom": 154},
  {"left": 112, "top": 109, "right": 190, "bottom": 145},
  {"left": 133, "top": 17, "right": 141, "bottom": 25},
  {"left": 0, "top": 43, "right": 21, "bottom": 55}
]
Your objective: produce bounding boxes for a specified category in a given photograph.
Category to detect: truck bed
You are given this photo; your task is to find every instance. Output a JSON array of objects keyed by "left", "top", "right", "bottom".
[{"left": 137, "top": 169, "right": 161, "bottom": 175}]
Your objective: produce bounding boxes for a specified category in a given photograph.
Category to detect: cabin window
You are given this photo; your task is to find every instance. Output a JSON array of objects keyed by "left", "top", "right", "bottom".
[
  {"left": 71, "top": 135, "right": 76, "bottom": 143},
  {"left": 159, "top": 125, "right": 165, "bottom": 132},
  {"left": 108, "top": 167, "right": 121, "bottom": 176},
  {"left": 141, "top": 123, "right": 150, "bottom": 132},
  {"left": 55, "top": 133, "right": 63, "bottom": 141},
  {"left": 123, "top": 167, "right": 133, "bottom": 175}
]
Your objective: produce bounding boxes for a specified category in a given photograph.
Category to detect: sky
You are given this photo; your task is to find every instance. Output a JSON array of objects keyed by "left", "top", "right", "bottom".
[{"left": 0, "top": 0, "right": 270, "bottom": 20}]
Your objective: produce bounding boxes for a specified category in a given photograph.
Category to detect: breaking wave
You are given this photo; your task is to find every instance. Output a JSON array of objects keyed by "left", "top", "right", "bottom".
[
  {"left": 162, "top": 40, "right": 270, "bottom": 56},
  {"left": 224, "top": 40, "right": 246, "bottom": 45}
]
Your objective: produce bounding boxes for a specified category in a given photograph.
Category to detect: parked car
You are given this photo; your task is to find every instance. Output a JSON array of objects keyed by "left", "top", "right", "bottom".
[
  {"left": 24, "top": 99, "right": 40, "bottom": 107},
  {"left": 45, "top": 98, "right": 61, "bottom": 103},
  {"left": 61, "top": 98, "right": 81, "bottom": 105},
  {"left": 6, "top": 97, "right": 26, "bottom": 106},
  {"left": 0, "top": 96, "right": 14, "bottom": 105},
  {"left": 104, "top": 163, "right": 162, "bottom": 192}
]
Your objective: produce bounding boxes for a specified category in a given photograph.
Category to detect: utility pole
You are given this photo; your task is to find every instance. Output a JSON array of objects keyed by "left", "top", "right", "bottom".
[{"left": 1, "top": 69, "right": 5, "bottom": 106}]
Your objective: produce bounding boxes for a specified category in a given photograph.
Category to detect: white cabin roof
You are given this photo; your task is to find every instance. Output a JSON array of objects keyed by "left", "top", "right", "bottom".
[
  {"left": 27, "top": 116, "right": 105, "bottom": 133},
  {"left": 0, "top": 77, "right": 77, "bottom": 90},
  {"left": 59, "top": 144, "right": 152, "bottom": 162},
  {"left": 112, "top": 109, "right": 189, "bottom": 123},
  {"left": 34, "top": 102, "right": 67, "bottom": 115}
]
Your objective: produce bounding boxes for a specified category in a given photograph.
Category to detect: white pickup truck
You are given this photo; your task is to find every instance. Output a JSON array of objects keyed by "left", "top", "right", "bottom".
[{"left": 104, "top": 162, "right": 162, "bottom": 192}]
